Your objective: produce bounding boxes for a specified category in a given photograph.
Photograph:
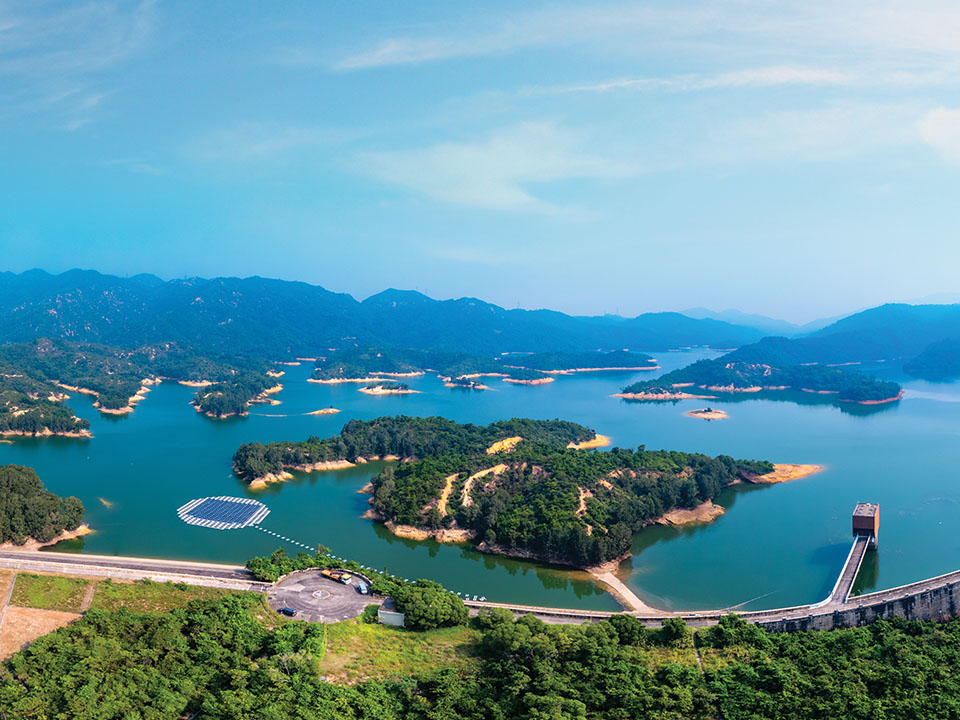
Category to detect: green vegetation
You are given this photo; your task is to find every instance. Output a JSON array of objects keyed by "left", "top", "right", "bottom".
[
  {"left": 622, "top": 337, "right": 902, "bottom": 403},
  {"left": 393, "top": 580, "right": 470, "bottom": 630},
  {"left": 236, "top": 416, "right": 770, "bottom": 567},
  {"left": 320, "top": 617, "right": 478, "bottom": 683},
  {"left": 10, "top": 593, "right": 960, "bottom": 719},
  {"left": 232, "top": 415, "right": 594, "bottom": 482},
  {"left": 0, "top": 337, "right": 275, "bottom": 428},
  {"left": 0, "top": 465, "right": 84, "bottom": 545},
  {"left": 364, "top": 381, "right": 411, "bottom": 392},
  {"left": 505, "top": 349, "right": 657, "bottom": 371},
  {"left": 192, "top": 372, "right": 277, "bottom": 417},
  {"left": 904, "top": 337, "right": 960, "bottom": 380},
  {"left": 10, "top": 573, "right": 90, "bottom": 612},
  {"left": 89, "top": 578, "right": 238, "bottom": 613},
  {"left": 0, "top": 363, "right": 90, "bottom": 435},
  {"left": 373, "top": 441, "right": 771, "bottom": 567}
]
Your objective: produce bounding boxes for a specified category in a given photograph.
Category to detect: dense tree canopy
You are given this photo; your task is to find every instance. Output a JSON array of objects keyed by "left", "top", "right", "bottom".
[
  {"left": 232, "top": 416, "right": 595, "bottom": 482},
  {"left": 0, "top": 464, "right": 84, "bottom": 544},
  {"left": 8, "top": 593, "right": 960, "bottom": 719}
]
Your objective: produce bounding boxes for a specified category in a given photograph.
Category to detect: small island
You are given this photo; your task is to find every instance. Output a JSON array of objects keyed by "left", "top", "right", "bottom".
[
  {"left": 359, "top": 381, "right": 420, "bottom": 395},
  {"left": 504, "top": 350, "right": 660, "bottom": 374},
  {"left": 686, "top": 407, "right": 729, "bottom": 420}
]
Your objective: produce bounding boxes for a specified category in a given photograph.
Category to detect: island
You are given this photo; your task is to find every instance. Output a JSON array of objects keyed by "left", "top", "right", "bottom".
[
  {"left": 617, "top": 338, "right": 902, "bottom": 405},
  {"left": 358, "top": 381, "right": 419, "bottom": 395},
  {"left": 0, "top": 338, "right": 281, "bottom": 424},
  {"left": 0, "top": 464, "right": 86, "bottom": 547},
  {"left": 503, "top": 350, "right": 660, "bottom": 373},
  {"left": 686, "top": 407, "right": 729, "bottom": 420},
  {"left": 904, "top": 338, "right": 960, "bottom": 381},
  {"left": 310, "top": 346, "right": 656, "bottom": 390},
  {"left": 230, "top": 416, "right": 812, "bottom": 570}
]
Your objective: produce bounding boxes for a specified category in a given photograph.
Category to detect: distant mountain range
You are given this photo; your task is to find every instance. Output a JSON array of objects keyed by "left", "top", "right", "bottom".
[
  {"left": 0, "top": 270, "right": 764, "bottom": 356},
  {"left": 1, "top": 270, "right": 958, "bottom": 380}
]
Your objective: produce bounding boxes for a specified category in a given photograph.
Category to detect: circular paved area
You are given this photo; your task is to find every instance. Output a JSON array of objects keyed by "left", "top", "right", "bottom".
[{"left": 267, "top": 570, "right": 380, "bottom": 623}]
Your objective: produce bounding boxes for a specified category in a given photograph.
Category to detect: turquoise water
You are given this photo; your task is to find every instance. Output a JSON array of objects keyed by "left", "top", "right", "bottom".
[{"left": 2, "top": 351, "right": 959, "bottom": 612}]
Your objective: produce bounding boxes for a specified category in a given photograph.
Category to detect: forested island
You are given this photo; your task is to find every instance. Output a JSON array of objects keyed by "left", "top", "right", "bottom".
[
  {"left": 503, "top": 349, "right": 658, "bottom": 373},
  {"left": 0, "top": 464, "right": 85, "bottom": 545},
  {"left": 619, "top": 338, "right": 902, "bottom": 404},
  {"left": 233, "top": 416, "right": 775, "bottom": 567},
  {"left": 310, "top": 346, "right": 661, "bottom": 389},
  {"left": 0, "top": 338, "right": 280, "bottom": 428}
]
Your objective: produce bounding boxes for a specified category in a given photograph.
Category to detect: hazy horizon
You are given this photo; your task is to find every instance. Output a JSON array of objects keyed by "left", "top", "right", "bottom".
[{"left": 3, "top": 1, "right": 960, "bottom": 321}]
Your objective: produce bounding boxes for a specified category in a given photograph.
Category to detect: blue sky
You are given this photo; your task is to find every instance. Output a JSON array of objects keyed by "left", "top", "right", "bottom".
[{"left": 1, "top": 1, "right": 959, "bottom": 321}]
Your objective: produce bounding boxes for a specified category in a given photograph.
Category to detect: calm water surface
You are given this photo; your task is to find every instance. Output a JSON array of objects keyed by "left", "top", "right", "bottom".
[{"left": 2, "top": 350, "right": 959, "bottom": 612}]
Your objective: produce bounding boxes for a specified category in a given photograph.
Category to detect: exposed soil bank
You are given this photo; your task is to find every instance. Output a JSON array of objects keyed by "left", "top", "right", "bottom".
[
  {"left": 0, "top": 524, "right": 93, "bottom": 551},
  {"left": 567, "top": 434, "right": 611, "bottom": 450}
]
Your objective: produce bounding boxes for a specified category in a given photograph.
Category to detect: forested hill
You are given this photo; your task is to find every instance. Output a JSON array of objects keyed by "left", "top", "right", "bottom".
[
  {"left": 233, "top": 416, "right": 772, "bottom": 567},
  {"left": 0, "top": 269, "right": 764, "bottom": 357},
  {"left": 0, "top": 465, "right": 84, "bottom": 545},
  {"left": 732, "top": 303, "right": 960, "bottom": 379},
  {"left": 232, "top": 416, "right": 596, "bottom": 482},
  {"left": 620, "top": 337, "right": 902, "bottom": 404}
]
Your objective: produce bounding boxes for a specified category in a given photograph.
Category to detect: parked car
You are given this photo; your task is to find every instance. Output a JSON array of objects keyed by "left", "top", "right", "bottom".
[
  {"left": 278, "top": 607, "right": 298, "bottom": 617},
  {"left": 355, "top": 582, "right": 369, "bottom": 595}
]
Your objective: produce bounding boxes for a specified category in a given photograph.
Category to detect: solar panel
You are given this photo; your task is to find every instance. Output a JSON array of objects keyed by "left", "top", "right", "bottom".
[{"left": 176, "top": 496, "right": 270, "bottom": 530}]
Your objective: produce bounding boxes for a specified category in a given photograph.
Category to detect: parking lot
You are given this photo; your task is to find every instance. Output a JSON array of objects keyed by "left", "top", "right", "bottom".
[{"left": 266, "top": 570, "right": 380, "bottom": 623}]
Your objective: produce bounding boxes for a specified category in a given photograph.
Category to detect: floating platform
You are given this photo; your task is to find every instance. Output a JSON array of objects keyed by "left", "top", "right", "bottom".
[{"left": 177, "top": 496, "right": 270, "bottom": 530}]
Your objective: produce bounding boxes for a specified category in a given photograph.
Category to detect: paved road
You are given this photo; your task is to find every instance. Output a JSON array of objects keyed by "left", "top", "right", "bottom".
[
  {"left": 0, "top": 550, "right": 266, "bottom": 592},
  {"left": 267, "top": 570, "right": 378, "bottom": 623}
]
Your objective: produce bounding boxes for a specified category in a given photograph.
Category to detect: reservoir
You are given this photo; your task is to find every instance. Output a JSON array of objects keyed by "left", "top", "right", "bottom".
[{"left": 2, "top": 351, "right": 959, "bottom": 613}]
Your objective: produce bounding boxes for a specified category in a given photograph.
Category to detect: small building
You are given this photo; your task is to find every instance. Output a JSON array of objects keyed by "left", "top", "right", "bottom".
[
  {"left": 378, "top": 597, "right": 405, "bottom": 627},
  {"left": 852, "top": 503, "right": 879, "bottom": 549}
]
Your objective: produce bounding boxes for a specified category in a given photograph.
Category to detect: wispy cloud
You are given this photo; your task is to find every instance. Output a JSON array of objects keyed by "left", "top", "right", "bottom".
[
  {"left": 353, "top": 122, "right": 633, "bottom": 212},
  {"left": 535, "top": 66, "right": 857, "bottom": 95},
  {"left": 0, "top": 0, "right": 154, "bottom": 127},
  {"left": 185, "top": 123, "right": 364, "bottom": 163},
  {"left": 327, "top": 1, "right": 960, "bottom": 73},
  {"left": 918, "top": 108, "right": 960, "bottom": 162}
]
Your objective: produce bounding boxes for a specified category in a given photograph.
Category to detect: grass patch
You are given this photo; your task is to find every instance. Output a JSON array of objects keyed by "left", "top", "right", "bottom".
[
  {"left": 10, "top": 573, "right": 90, "bottom": 612},
  {"left": 319, "top": 618, "right": 480, "bottom": 683},
  {"left": 643, "top": 644, "right": 700, "bottom": 669},
  {"left": 89, "top": 578, "right": 243, "bottom": 613}
]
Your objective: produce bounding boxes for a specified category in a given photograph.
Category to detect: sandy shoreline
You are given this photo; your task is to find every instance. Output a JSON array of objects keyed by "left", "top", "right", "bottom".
[
  {"left": 0, "top": 524, "right": 93, "bottom": 551},
  {"left": 0, "top": 427, "right": 92, "bottom": 439},
  {"left": 537, "top": 365, "right": 661, "bottom": 375},
  {"left": 613, "top": 390, "right": 716, "bottom": 400},
  {"left": 502, "top": 377, "right": 555, "bottom": 385},
  {"left": 567, "top": 434, "right": 611, "bottom": 450},
  {"left": 308, "top": 376, "right": 388, "bottom": 385},
  {"left": 358, "top": 385, "right": 421, "bottom": 395},
  {"left": 750, "top": 463, "right": 824, "bottom": 484},
  {"left": 306, "top": 407, "right": 340, "bottom": 415}
]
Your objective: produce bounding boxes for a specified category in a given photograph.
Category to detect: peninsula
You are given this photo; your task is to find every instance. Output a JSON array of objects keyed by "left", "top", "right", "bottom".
[
  {"left": 619, "top": 339, "right": 902, "bottom": 405},
  {"left": 0, "top": 464, "right": 85, "bottom": 547}
]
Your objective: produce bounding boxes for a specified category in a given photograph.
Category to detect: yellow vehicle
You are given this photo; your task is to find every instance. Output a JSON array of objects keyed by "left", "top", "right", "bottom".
[{"left": 320, "top": 568, "right": 353, "bottom": 584}]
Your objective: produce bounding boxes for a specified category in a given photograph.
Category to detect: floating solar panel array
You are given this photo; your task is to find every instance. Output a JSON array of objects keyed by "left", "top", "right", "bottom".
[{"left": 177, "top": 496, "right": 270, "bottom": 530}]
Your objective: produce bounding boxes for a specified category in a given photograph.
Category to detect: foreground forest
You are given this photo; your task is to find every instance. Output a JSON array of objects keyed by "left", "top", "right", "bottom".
[
  {"left": 4, "top": 591, "right": 960, "bottom": 719},
  {"left": 234, "top": 417, "right": 771, "bottom": 567}
]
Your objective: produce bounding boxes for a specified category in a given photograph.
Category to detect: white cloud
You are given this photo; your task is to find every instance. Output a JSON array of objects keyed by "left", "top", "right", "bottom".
[
  {"left": 540, "top": 66, "right": 857, "bottom": 95},
  {"left": 0, "top": 1, "right": 154, "bottom": 127},
  {"left": 354, "top": 122, "right": 632, "bottom": 212},
  {"left": 918, "top": 108, "right": 960, "bottom": 162},
  {"left": 328, "top": 1, "right": 960, "bottom": 75}
]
